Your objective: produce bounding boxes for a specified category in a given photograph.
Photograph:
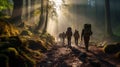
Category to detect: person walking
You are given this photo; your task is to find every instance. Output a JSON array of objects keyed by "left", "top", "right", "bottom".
[
  {"left": 81, "top": 24, "right": 92, "bottom": 51},
  {"left": 74, "top": 30, "right": 80, "bottom": 46},
  {"left": 66, "top": 27, "right": 72, "bottom": 47}
]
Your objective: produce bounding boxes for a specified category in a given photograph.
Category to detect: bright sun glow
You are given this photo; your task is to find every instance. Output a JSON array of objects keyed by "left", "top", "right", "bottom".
[
  {"left": 47, "top": 0, "right": 63, "bottom": 42},
  {"left": 54, "top": 0, "right": 63, "bottom": 7},
  {"left": 53, "top": 0, "right": 63, "bottom": 14}
]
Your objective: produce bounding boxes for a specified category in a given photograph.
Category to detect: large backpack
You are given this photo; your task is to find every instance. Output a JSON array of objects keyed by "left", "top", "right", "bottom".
[
  {"left": 83, "top": 24, "right": 92, "bottom": 36},
  {"left": 74, "top": 31, "right": 79, "bottom": 38},
  {"left": 66, "top": 27, "right": 72, "bottom": 37}
]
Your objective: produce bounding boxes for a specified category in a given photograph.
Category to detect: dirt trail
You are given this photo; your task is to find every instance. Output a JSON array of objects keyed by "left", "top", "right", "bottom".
[{"left": 37, "top": 43, "right": 120, "bottom": 67}]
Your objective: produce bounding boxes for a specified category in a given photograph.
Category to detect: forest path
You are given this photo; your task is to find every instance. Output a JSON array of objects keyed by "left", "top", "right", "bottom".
[{"left": 37, "top": 42, "right": 120, "bottom": 67}]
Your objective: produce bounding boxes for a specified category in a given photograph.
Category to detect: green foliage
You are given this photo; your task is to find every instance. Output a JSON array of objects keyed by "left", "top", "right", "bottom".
[{"left": 0, "top": 0, "right": 13, "bottom": 11}]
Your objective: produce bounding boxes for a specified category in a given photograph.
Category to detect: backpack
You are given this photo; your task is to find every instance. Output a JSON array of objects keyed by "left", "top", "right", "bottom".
[
  {"left": 66, "top": 27, "right": 72, "bottom": 37},
  {"left": 74, "top": 31, "right": 79, "bottom": 38},
  {"left": 83, "top": 24, "right": 92, "bottom": 36}
]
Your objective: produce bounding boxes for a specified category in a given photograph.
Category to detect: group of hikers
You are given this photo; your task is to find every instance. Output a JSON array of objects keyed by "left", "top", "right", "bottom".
[{"left": 59, "top": 24, "right": 93, "bottom": 51}]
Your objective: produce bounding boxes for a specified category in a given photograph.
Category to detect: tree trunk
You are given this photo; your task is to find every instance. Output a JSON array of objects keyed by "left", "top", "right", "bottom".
[
  {"left": 43, "top": 0, "right": 49, "bottom": 33},
  {"left": 30, "top": 0, "right": 35, "bottom": 23},
  {"left": 105, "top": 0, "right": 113, "bottom": 37},
  {"left": 12, "top": 0, "right": 23, "bottom": 23},
  {"left": 31, "top": 0, "right": 35, "bottom": 17},
  {"left": 25, "top": 0, "right": 28, "bottom": 21},
  {"left": 35, "top": 0, "right": 45, "bottom": 32}
]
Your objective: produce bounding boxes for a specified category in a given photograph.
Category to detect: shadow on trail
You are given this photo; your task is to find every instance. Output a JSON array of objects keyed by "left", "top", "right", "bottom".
[
  {"left": 39, "top": 53, "right": 72, "bottom": 67},
  {"left": 70, "top": 47, "right": 102, "bottom": 67},
  {"left": 70, "top": 47, "right": 87, "bottom": 63},
  {"left": 89, "top": 51, "right": 116, "bottom": 67},
  {"left": 38, "top": 46, "right": 72, "bottom": 67},
  {"left": 70, "top": 46, "right": 116, "bottom": 67}
]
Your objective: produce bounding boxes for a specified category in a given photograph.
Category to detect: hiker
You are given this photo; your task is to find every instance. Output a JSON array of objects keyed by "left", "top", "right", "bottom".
[
  {"left": 81, "top": 24, "right": 92, "bottom": 51},
  {"left": 74, "top": 30, "right": 80, "bottom": 46},
  {"left": 66, "top": 27, "right": 72, "bottom": 46},
  {"left": 61, "top": 32, "right": 66, "bottom": 45}
]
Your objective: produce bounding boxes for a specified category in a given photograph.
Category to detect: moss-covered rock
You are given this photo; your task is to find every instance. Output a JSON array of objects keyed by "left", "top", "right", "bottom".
[
  {"left": 0, "top": 23, "right": 55, "bottom": 67},
  {"left": 103, "top": 43, "right": 120, "bottom": 54},
  {"left": 40, "top": 33, "right": 55, "bottom": 45},
  {"left": 0, "top": 20, "right": 19, "bottom": 37},
  {"left": 20, "top": 30, "right": 33, "bottom": 36},
  {"left": 0, "top": 47, "right": 27, "bottom": 67},
  {"left": 0, "top": 42, "right": 10, "bottom": 50},
  {"left": 1, "top": 47, "right": 19, "bottom": 56},
  {"left": 0, "top": 36, "right": 22, "bottom": 50},
  {"left": 0, "top": 36, "right": 39, "bottom": 67},
  {"left": 27, "top": 40, "right": 47, "bottom": 52},
  {"left": 19, "top": 50, "right": 36, "bottom": 67}
]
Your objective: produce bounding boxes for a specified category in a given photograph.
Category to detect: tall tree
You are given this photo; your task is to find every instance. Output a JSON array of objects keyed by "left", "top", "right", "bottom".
[
  {"left": 35, "top": 0, "right": 45, "bottom": 32},
  {"left": 104, "top": 0, "right": 113, "bottom": 37},
  {"left": 25, "top": 0, "right": 28, "bottom": 21},
  {"left": 30, "top": 0, "right": 35, "bottom": 23},
  {"left": 43, "top": 0, "right": 49, "bottom": 33},
  {"left": 12, "top": 0, "right": 23, "bottom": 23}
]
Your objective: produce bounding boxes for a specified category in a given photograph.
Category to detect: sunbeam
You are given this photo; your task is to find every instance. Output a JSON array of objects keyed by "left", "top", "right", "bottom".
[{"left": 47, "top": 0, "right": 64, "bottom": 42}]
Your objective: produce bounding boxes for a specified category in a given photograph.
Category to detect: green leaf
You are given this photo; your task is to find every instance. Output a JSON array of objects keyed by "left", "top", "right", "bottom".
[{"left": 0, "top": 0, "right": 13, "bottom": 10}]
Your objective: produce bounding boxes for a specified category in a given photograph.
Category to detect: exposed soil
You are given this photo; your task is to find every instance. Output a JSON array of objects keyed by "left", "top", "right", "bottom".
[{"left": 37, "top": 43, "right": 120, "bottom": 67}]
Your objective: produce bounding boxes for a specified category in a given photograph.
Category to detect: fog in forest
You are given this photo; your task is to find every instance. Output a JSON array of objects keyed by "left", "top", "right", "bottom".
[{"left": 47, "top": 0, "right": 104, "bottom": 42}]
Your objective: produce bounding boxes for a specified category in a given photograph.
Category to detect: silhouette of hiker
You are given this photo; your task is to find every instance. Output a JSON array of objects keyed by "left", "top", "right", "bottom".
[
  {"left": 66, "top": 27, "right": 72, "bottom": 46},
  {"left": 61, "top": 32, "right": 66, "bottom": 45},
  {"left": 74, "top": 30, "right": 80, "bottom": 46},
  {"left": 81, "top": 24, "right": 92, "bottom": 51}
]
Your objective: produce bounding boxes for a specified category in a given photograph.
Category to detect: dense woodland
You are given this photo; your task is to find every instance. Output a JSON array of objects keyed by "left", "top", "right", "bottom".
[{"left": 0, "top": 0, "right": 120, "bottom": 67}]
